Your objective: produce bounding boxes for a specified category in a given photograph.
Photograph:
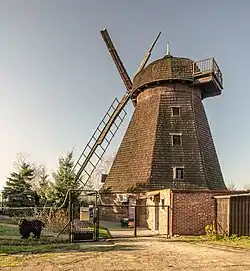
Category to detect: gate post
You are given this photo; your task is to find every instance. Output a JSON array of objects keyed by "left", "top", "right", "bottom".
[
  {"left": 93, "top": 193, "right": 96, "bottom": 241},
  {"left": 68, "top": 190, "right": 73, "bottom": 242},
  {"left": 96, "top": 192, "right": 99, "bottom": 240},
  {"left": 96, "top": 207, "right": 99, "bottom": 240},
  {"left": 134, "top": 205, "right": 137, "bottom": 237}
]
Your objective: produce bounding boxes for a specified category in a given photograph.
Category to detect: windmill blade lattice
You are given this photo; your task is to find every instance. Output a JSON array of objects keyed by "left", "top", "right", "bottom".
[
  {"left": 72, "top": 28, "right": 161, "bottom": 188},
  {"left": 73, "top": 97, "right": 127, "bottom": 187}
]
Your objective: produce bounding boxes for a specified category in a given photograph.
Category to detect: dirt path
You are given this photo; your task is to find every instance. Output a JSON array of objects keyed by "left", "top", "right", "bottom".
[{"left": 1, "top": 237, "right": 250, "bottom": 270}]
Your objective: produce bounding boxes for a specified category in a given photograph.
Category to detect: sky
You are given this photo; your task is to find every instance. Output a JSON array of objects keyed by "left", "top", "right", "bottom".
[{"left": 0, "top": 0, "right": 250, "bottom": 190}]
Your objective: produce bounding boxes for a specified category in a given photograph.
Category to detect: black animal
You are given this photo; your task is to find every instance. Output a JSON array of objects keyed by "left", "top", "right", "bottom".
[{"left": 18, "top": 219, "right": 45, "bottom": 239}]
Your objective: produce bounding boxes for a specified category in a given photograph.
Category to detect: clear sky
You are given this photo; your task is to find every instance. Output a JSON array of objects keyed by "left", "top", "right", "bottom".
[{"left": 0, "top": 0, "right": 249, "bottom": 190}]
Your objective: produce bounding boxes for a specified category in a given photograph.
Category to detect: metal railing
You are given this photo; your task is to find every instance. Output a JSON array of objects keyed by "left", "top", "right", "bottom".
[{"left": 193, "top": 58, "right": 223, "bottom": 87}]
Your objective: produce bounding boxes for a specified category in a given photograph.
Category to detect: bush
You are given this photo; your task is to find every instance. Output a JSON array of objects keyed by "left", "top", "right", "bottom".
[
  {"left": 205, "top": 222, "right": 224, "bottom": 241},
  {"left": 41, "top": 209, "right": 69, "bottom": 233},
  {"left": 205, "top": 223, "right": 216, "bottom": 236}
]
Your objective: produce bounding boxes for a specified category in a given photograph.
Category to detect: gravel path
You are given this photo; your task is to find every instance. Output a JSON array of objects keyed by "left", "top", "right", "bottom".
[{"left": 1, "top": 237, "right": 250, "bottom": 270}]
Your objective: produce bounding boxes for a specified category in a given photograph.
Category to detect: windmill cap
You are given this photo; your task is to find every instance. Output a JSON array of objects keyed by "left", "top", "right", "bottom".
[{"left": 133, "top": 55, "right": 193, "bottom": 91}]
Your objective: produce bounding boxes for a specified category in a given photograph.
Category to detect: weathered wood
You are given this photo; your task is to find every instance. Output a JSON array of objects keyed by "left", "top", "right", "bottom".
[
  {"left": 103, "top": 56, "right": 226, "bottom": 192},
  {"left": 217, "top": 195, "right": 250, "bottom": 237}
]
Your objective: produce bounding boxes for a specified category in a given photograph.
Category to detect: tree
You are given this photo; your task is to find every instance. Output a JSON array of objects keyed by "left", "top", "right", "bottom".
[
  {"left": 227, "top": 181, "right": 237, "bottom": 191},
  {"left": 87, "top": 154, "right": 114, "bottom": 191},
  {"left": 34, "top": 166, "right": 53, "bottom": 206},
  {"left": 3, "top": 162, "right": 37, "bottom": 207},
  {"left": 51, "top": 150, "right": 81, "bottom": 207},
  {"left": 243, "top": 184, "right": 250, "bottom": 191}
]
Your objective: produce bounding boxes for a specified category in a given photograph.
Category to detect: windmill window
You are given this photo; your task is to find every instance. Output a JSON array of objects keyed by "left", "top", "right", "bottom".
[
  {"left": 161, "top": 199, "right": 165, "bottom": 209},
  {"left": 173, "top": 167, "right": 184, "bottom": 180},
  {"left": 171, "top": 107, "right": 180, "bottom": 116},
  {"left": 170, "top": 133, "right": 182, "bottom": 146}
]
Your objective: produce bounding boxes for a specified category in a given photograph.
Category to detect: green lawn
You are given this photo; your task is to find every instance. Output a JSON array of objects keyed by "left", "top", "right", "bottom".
[
  {"left": 204, "top": 236, "right": 250, "bottom": 249},
  {"left": 88, "top": 224, "right": 112, "bottom": 239},
  {"left": 0, "top": 223, "right": 111, "bottom": 254},
  {"left": 170, "top": 235, "right": 250, "bottom": 249}
]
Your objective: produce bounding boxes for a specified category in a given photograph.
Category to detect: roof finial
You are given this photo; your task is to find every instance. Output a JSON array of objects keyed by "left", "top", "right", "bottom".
[{"left": 166, "top": 42, "right": 170, "bottom": 56}]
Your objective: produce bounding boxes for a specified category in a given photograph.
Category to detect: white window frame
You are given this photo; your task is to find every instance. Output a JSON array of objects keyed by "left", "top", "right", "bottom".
[
  {"left": 169, "top": 133, "right": 182, "bottom": 146},
  {"left": 173, "top": 166, "right": 184, "bottom": 180}
]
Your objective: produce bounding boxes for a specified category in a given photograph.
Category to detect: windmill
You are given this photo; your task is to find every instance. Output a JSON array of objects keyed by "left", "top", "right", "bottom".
[
  {"left": 62, "top": 29, "right": 227, "bottom": 241},
  {"left": 99, "top": 31, "right": 227, "bottom": 192},
  {"left": 71, "top": 29, "right": 161, "bottom": 189},
  {"left": 72, "top": 28, "right": 227, "bottom": 194}
]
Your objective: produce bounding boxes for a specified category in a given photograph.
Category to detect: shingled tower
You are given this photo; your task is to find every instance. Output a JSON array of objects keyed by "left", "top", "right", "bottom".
[{"left": 103, "top": 54, "right": 227, "bottom": 192}]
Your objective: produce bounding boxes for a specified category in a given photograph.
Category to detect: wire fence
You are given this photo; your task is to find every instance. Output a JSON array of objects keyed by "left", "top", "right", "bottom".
[
  {"left": 0, "top": 206, "right": 69, "bottom": 233},
  {"left": 2, "top": 190, "right": 250, "bottom": 242},
  {"left": 0, "top": 190, "right": 171, "bottom": 240}
]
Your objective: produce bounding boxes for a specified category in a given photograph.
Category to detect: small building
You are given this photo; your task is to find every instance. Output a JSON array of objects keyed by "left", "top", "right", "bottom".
[
  {"left": 138, "top": 189, "right": 232, "bottom": 236},
  {"left": 99, "top": 37, "right": 241, "bottom": 236},
  {"left": 214, "top": 193, "right": 250, "bottom": 236},
  {"left": 99, "top": 189, "right": 247, "bottom": 236}
]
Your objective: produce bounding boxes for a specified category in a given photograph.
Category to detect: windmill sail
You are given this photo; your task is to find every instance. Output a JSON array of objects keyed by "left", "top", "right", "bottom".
[
  {"left": 73, "top": 28, "right": 161, "bottom": 188},
  {"left": 73, "top": 97, "right": 127, "bottom": 187}
]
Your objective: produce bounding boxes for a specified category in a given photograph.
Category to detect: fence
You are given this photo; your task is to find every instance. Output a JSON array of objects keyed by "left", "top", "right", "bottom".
[
  {"left": 0, "top": 206, "right": 69, "bottom": 233},
  {"left": 215, "top": 194, "right": 250, "bottom": 236},
  {"left": 67, "top": 190, "right": 171, "bottom": 240},
  {"left": 0, "top": 190, "right": 172, "bottom": 242},
  {"left": 193, "top": 57, "right": 223, "bottom": 87},
  {"left": 97, "top": 204, "right": 170, "bottom": 238},
  {"left": 97, "top": 191, "right": 170, "bottom": 238}
]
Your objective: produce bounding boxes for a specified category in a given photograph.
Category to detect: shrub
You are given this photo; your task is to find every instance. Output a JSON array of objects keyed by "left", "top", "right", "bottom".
[
  {"left": 41, "top": 209, "right": 69, "bottom": 233},
  {"left": 205, "top": 222, "right": 223, "bottom": 240}
]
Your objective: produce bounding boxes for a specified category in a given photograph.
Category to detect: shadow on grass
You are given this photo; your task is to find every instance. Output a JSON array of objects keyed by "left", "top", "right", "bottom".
[
  {"left": 110, "top": 236, "right": 166, "bottom": 242},
  {"left": 0, "top": 222, "right": 124, "bottom": 255},
  {"left": 0, "top": 242, "right": 140, "bottom": 255},
  {"left": 0, "top": 235, "right": 69, "bottom": 247},
  {"left": 78, "top": 243, "right": 140, "bottom": 252},
  {"left": 110, "top": 236, "right": 203, "bottom": 245}
]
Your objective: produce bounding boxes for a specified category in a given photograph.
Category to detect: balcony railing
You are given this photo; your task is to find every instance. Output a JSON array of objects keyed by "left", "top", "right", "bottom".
[{"left": 193, "top": 58, "right": 223, "bottom": 87}]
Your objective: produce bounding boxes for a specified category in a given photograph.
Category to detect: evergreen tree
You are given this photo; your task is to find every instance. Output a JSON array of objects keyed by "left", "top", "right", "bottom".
[
  {"left": 36, "top": 166, "right": 54, "bottom": 206},
  {"left": 3, "top": 162, "right": 36, "bottom": 207},
  {"left": 51, "top": 150, "right": 81, "bottom": 207},
  {"left": 35, "top": 166, "right": 51, "bottom": 206}
]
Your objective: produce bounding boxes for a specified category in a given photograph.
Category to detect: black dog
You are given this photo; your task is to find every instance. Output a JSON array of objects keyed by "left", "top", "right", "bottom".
[{"left": 18, "top": 219, "right": 45, "bottom": 239}]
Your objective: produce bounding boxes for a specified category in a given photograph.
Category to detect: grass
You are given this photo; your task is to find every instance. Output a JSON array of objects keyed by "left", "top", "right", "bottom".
[
  {"left": 0, "top": 223, "right": 111, "bottom": 255},
  {"left": 169, "top": 234, "right": 250, "bottom": 249},
  {"left": 202, "top": 235, "right": 250, "bottom": 249},
  {"left": 0, "top": 243, "right": 79, "bottom": 254},
  {"left": 88, "top": 224, "right": 112, "bottom": 239},
  {"left": 0, "top": 250, "right": 78, "bottom": 268}
]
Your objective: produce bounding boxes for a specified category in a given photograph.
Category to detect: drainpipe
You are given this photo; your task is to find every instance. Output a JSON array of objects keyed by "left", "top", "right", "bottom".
[{"left": 169, "top": 190, "right": 174, "bottom": 237}]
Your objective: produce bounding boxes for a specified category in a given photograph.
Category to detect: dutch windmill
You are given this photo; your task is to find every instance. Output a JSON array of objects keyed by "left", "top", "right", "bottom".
[
  {"left": 71, "top": 29, "right": 161, "bottom": 189},
  {"left": 73, "top": 29, "right": 227, "bottom": 193}
]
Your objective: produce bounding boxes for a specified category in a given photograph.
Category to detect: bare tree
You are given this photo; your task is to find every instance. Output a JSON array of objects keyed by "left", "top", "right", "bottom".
[
  {"left": 13, "top": 152, "right": 30, "bottom": 170},
  {"left": 13, "top": 152, "right": 49, "bottom": 190},
  {"left": 86, "top": 154, "right": 115, "bottom": 191},
  {"left": 227, "top": 181, "right": 237, "bottom": 191},
  {"left": 243, "top": 184, "right": 250, "bottom": 191}
]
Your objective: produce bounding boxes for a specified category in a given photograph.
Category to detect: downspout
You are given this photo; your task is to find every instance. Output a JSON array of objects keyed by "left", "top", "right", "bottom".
[{"left": 169, "top": 190, "right": 174, "bottom": 236}]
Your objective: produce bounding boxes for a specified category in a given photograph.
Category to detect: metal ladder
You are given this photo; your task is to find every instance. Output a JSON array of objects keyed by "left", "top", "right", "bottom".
[
  {"left": 73, "top": 96, "right": 128, "bottom": 187},
  {"left": 72, "top": 29, "right": 161, "bottom": 188}
]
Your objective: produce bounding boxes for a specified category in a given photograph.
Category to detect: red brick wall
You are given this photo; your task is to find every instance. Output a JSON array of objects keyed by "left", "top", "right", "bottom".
[{"left": 171, "top": 190, "right": 244, "bottom": 235}]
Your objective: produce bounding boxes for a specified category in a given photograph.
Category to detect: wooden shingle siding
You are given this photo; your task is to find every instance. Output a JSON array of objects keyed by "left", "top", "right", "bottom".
[{"left": 102, "top": 56, "right": 226, "bottom": 192}]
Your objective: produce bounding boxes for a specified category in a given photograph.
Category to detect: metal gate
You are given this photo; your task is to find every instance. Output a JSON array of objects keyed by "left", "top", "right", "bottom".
[
  {"left": 68, "top": 190, "right": 100, "bottom": 242},
  {"left": 67, "top": 190, "right": 170, "bottom": 241}
]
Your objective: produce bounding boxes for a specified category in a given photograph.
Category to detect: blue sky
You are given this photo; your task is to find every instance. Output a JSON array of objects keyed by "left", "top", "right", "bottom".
[{"left": 0, "top": 0, "right": 249, "bottom": 189}]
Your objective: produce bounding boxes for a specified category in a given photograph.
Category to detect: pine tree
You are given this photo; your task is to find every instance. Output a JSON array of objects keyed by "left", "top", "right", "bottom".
[
  {"left": 35, "top": 166, "right": 51, "bottom": 206},
  {"left": 51, "top": 150, "right": 81, "bottom": 207},
  {"left": 3, "top": 162, "right": 36, "bottom": 207}
]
